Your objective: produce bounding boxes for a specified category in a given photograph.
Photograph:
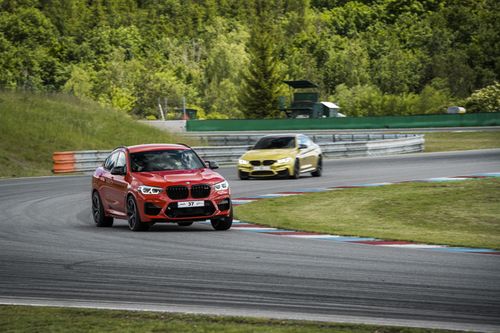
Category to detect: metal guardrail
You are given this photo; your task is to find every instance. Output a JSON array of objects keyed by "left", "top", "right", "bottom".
[
  {"left": 191, "top": 133, "right": 418, "bottom": 146},
  {"left": 52, "top": 134, "right": 424, "bottom": 173}
]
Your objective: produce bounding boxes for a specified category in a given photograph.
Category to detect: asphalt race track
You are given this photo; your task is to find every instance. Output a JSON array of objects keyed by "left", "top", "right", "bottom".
[{"left": 0, "top": 149, "right": 499, "bottom": 332}]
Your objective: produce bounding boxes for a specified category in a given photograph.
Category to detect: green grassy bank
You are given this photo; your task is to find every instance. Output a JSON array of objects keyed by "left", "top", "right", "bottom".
[
  {"left": 0, "top": 91, "right": 193, "bottom": 178},
  {"left": 235, "top": 178, "right": 500, "bottom": 250},
  {"left": 424, "top": 131, "right": 500, "bottom": 152},
  {"left": 0, "top": 305, "right": 460, "bottom": 333}
]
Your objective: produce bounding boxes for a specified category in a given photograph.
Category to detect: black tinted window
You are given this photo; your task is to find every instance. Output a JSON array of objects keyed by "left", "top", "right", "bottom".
[
  {"left": 130, "top": 149, "right": 205, "bottom": 172},
  {"left": 254, "top": 137, "right": 296, "bottom": 149}
]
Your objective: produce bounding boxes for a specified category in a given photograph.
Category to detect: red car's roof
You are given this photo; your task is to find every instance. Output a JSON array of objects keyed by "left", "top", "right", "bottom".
[{"left": 126, "top": 144, "right": 190, "bottom": 153}]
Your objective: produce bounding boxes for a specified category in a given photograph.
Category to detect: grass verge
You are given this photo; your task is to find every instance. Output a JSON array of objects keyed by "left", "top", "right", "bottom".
[
  {"left": 423, "top": 131, "right": 500, "bottom": 152},
  {"left": 234, "top": 178, "right": 500, "bottom": 250},
  {"left": 0, "top": 305, "right": 461, "bottom": 333},
  {"left": 0, "top": 91, "right": 195, "bottom": 178}
]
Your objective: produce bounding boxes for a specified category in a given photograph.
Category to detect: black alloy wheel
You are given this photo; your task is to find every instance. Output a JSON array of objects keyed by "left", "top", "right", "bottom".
[
  {"left": 238, "top": 170, "right": 249, "bottom": 180},
  {"left": 211, "top": 209, "right": 233, "bottom": 231},
  {"left": 311, "top": 156, "right": 322, "bottom": 177},
  {"left": 127, "top": 196, "right": 149, "bottom": 231},
  {"left": 290, "top": 159, "right": 300, "bottom": 179},
  {"left": 92, "top": 191, "right": 113, "bottom": 227}
]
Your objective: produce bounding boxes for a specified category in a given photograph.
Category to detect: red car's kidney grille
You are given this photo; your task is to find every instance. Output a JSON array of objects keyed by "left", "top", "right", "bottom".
[
  {"left": 191, "top": 184, "right": 211, "bottom": 198},
  {"left": 167, "top": 186, "right": 189, "bottom": 199}
]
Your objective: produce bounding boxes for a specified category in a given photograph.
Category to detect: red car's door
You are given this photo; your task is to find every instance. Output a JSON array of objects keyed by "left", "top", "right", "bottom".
[
  {"left": 98, "top": 152, "right": 118, "bottom": 209},
  {"left": 106, "top": 151, "right": 129, "bottom": 216}
]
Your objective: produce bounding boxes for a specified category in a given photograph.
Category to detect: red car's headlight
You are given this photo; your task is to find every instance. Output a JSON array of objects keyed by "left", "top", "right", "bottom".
[
  {"left": 214, "top": 180, "right": 229, "bottom": 192},
  {"left": 138, "top": 185, "right": 163, "bottom": 195}
]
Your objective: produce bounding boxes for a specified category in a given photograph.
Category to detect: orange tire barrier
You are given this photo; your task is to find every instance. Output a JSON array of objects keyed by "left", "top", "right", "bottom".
[
  {"left": 52, "top": 150, "right": 111, "bottom": 174},
  {"left": 53, "top": 151, "right": 76, "bottom": 173}
]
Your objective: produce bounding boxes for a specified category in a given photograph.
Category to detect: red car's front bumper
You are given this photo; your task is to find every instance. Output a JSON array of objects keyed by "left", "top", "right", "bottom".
[{"left": 135, "top": 191, "right": 231, "bottom": 223}]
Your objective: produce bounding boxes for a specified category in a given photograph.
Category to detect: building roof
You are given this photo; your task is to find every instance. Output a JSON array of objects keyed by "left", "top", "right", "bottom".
[
  {"left": 283, "top": 80, "right": 318, "bottom": 89},
  {"left": 320, "top": 101, "right": 340, "bottom": 109}
]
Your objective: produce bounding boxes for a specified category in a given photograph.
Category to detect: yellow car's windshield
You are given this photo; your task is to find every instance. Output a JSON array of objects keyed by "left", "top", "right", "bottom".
[{"left": 254, "top": 137, "right": 296, "bottom": 149}]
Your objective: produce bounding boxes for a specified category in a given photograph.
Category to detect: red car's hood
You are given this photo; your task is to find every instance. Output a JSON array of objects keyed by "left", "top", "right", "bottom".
[{"left": 132, "top": 169, "right": 224, "bottom": 187}]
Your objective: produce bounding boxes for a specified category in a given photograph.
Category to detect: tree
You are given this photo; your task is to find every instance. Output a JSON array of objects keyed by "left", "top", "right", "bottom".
[
  {"left": 323, "top": 38, "right": 371, "bottom": 93},
  {"left": 0, "top": 0, "right": 498, "bottom": 118},
  {"left": 62, "top": 64, "right": 94, "bottom": 98},
  {"left": 372, "top": 46, "right": 423, "bottom": 94},
  {"left": 239, "top": 1, "right": 284, "bottom": 119},
  {"left": 0, "top": 7, "right": 62, "bottom": 90}
]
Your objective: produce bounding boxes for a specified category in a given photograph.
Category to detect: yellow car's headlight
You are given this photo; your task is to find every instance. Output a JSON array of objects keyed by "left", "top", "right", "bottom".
[
  {"left": 238, "top": 159, "right": 249, "bottom": 165},
  {"left": 276, "top": 157, "right": 292, "bottom": 164}
]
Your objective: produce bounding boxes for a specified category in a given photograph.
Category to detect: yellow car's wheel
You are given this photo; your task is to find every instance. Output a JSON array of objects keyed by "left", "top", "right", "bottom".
[
  {"left": 238, "top": 170, "right": 249, "bottom": 180},
  {"left": 311, "top": 156, "right": 322, "bottom": 177},
  {"left": 290, "top": 159, "right": 300, "bottom": 179}
]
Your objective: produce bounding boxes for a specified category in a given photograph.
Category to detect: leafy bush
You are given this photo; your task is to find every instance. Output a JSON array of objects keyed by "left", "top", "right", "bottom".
[
  {"left": 331, "top": 83, "right": 452, "bottom": 117},
  {"left": 465, "top": 82, "right": 500, "bottom": 113}
]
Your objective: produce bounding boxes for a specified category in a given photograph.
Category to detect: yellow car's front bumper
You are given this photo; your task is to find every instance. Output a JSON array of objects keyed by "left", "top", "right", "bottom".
[{"left": 238, "top": 161, "right": 294, "bottom": 178}]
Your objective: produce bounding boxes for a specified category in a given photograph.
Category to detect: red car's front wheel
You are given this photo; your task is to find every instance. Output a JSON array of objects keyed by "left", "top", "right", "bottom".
[
  {"left": 211, "top": 209, "right": 233, "bottom": 231},
  {"left": 127, "top": 196, "right": 150, "bottom": 231}
]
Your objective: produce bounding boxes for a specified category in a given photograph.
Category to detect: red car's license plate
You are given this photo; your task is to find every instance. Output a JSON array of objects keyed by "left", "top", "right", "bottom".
[{"left": 178, "top": 201, "right": 204, "bottom": 208}]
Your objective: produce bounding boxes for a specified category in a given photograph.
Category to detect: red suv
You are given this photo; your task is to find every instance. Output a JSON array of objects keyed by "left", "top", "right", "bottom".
[{"left": 91, "top": 144, "right": 232, "bottom": 231}]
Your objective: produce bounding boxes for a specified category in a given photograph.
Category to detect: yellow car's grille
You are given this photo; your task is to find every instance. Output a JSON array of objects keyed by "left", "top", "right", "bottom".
[{"left": 250, "top": 160, "right": 276, "bottom": 166}]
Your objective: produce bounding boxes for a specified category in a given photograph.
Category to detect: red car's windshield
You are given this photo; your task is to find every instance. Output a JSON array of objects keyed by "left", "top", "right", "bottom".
[{"left": 130, "top": 149, "right": 205, "bottom": 172}]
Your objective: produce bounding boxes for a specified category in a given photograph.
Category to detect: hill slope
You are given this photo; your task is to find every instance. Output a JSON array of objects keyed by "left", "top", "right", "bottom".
[{"left": 0, "top": 91, "right": 192, "bottom": 178}]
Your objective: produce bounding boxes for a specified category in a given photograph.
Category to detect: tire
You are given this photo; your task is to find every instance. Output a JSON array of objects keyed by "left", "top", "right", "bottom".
[
  {"left": 290, "top": 159, "right": 300, "bottom": 179},
  {"left": 311, "top": 156, "right": 322, "bottom": 177},
  {"left": 127, "top": 196, "right": 150, "bottom": 231},
  {"left": 211, "top": 209, "right": 233, "bottom": 231},
  {"left": 238, "top": 171, "right": 249, "bottom": 180},
  {"left": 177, "top": 222, "right": 193, "bottom": 227},
  {"left": 92, "top": 191, "right": 113, "bottom": 227}
]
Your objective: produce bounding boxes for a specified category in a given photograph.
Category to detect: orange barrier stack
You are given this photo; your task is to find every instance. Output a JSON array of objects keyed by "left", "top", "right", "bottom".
[{"left": 52, "top": 152, "right": 76, "bottom": 173}]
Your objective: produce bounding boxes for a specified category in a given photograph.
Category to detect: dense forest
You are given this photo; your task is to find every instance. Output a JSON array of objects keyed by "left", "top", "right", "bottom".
[{"left": 0, "top": 0, "right": 499, "bottom": 119}]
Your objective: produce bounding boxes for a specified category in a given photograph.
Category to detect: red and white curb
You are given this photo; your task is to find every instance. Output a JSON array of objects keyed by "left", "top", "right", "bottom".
[{"left": 230, "top": 172, "right": 500, "bottom": 256}]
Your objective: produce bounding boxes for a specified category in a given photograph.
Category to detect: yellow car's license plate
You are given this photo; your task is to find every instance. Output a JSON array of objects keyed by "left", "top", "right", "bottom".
[{"left": 253, "top": 166, "right": 271, "bottom": 171}]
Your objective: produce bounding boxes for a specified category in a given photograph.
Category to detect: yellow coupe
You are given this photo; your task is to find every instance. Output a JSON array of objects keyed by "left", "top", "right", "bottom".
[{"left": 237, "top": 134, "right": 322, "bottom": 179}]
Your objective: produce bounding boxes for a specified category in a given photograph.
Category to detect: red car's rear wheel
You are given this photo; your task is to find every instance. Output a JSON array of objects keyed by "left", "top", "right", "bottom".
[{"left": 92, "top": 191, "right": 113, "bottom": 227}]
